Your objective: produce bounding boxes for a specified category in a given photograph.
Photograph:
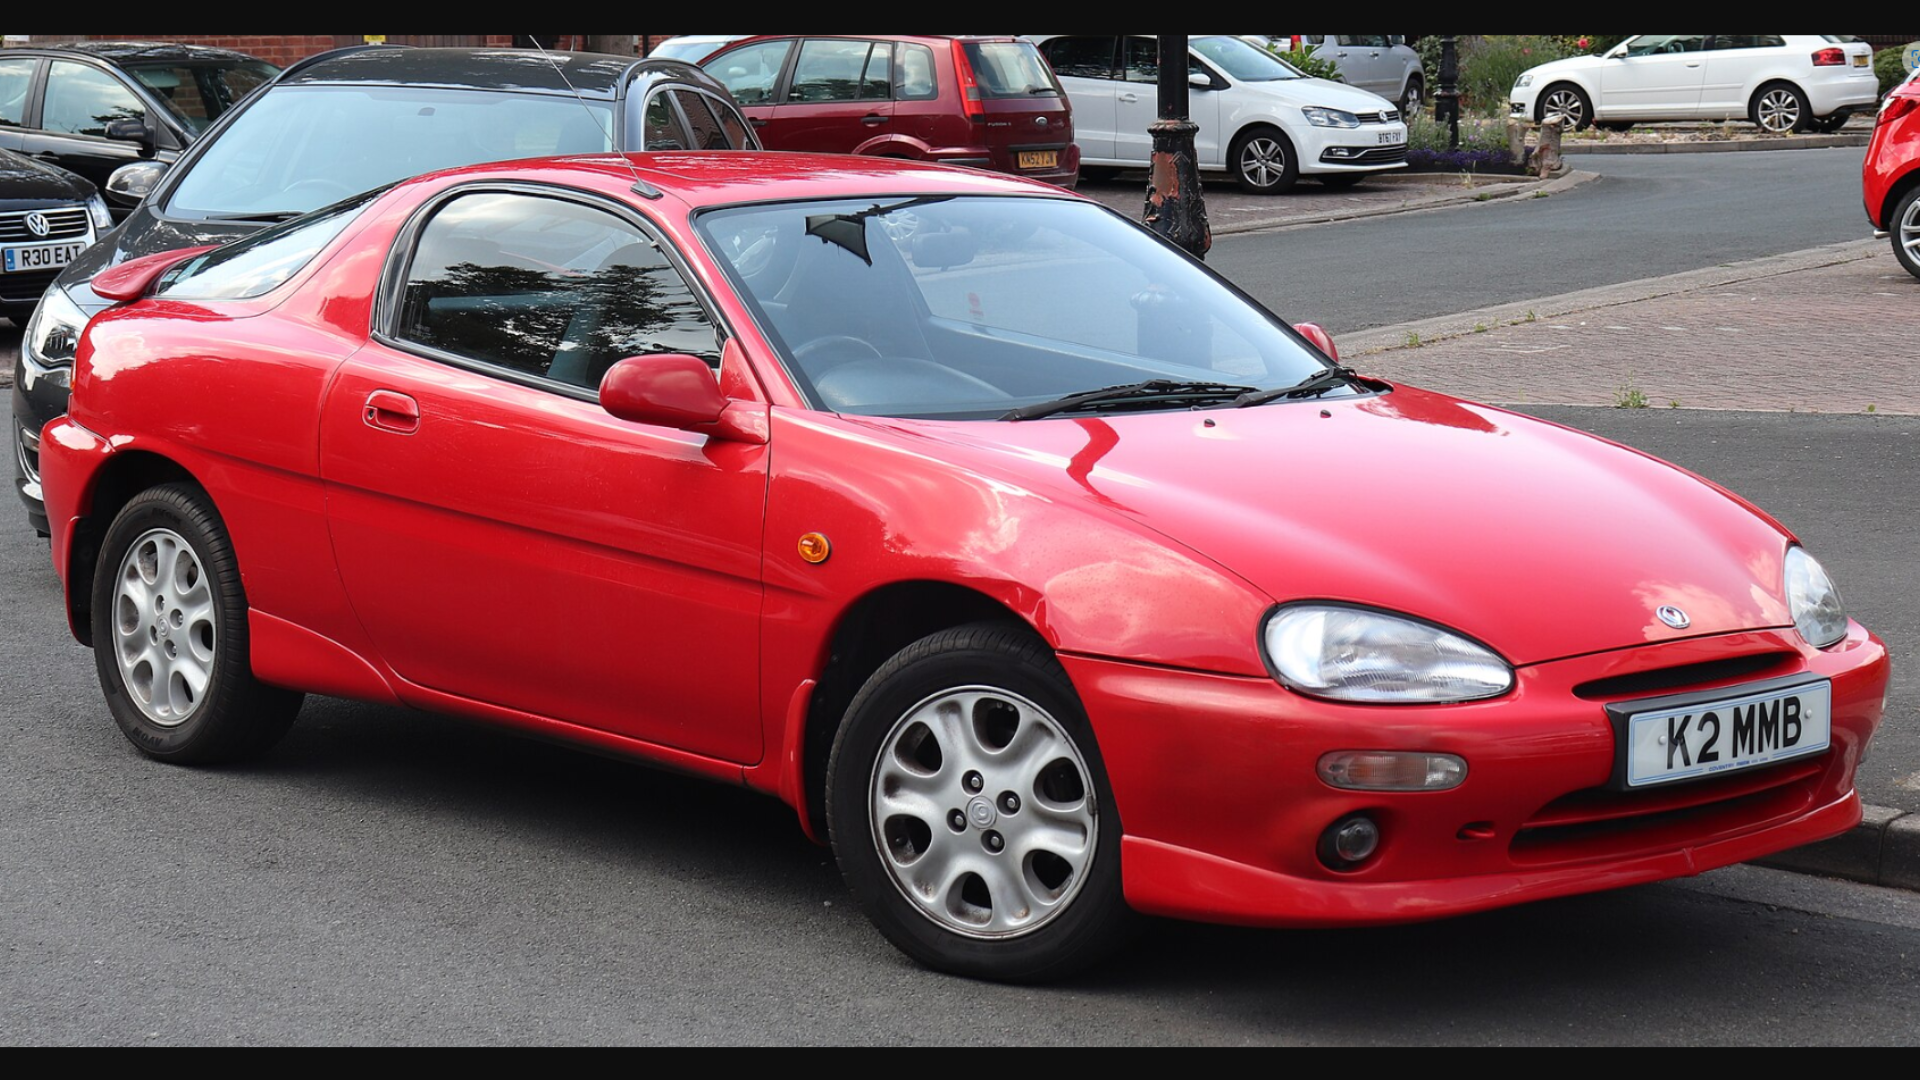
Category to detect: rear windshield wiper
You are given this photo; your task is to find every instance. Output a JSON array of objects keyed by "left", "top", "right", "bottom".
[
  {"left": 1001, "top": 379, "right": 1258, "bottom": 421},
  {"left": 1229, "top": 366, "right": 1361, "bottom": 408}
]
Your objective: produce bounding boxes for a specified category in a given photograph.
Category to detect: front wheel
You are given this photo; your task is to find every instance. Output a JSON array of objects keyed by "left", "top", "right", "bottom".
[
  {"left": 1538, "top": 83, "right": 1594, "bottom": 130},
  {"left": 1752, "top": 82, "right": 1811, "bottom": 134},
  {"left": 1893, "top": 186, "right": 1920, "bottom": 281},
  {"left": 1229, "top": 126, "right": 1299, "bottom": 194},
  {"left": 825, "top": 623, "right": 1134, "bottom": 982},
  {"left": 90, "top": 483, "right": 303, "bottom": 763}
]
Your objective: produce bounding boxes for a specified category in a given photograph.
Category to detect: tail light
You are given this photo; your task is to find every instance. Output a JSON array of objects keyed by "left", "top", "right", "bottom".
[
  {"left": 1290, "top": 35, "right": 1302, "bottom": 51},
  {"left": 1881, "top": 95, "right": 1919, "bottom": 126},
  {"left": 951, "top": 39, "right": 985, "bottom": 120},
  {"left": 1811, "top": 47, "right": 1846, "bottom": 67}
]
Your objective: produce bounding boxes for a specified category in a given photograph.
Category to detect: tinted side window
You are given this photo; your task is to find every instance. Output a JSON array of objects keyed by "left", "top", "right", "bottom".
[
  {"left": 1711, "top": 36, "right": 1786, "bottom": 50},
  {"left": 398, "top": 192, "right": 720, "bottom": 392},
  {"left": 895, "top": 43, "right": 938, "bottom": 100},
  {"left": 43, "top": 60, "right": 146, "bottom": 136},
  {"left": 671, "top": 90, "right": 731, "bottom": 150},
  {"left": 1041, "top": 37, "right": 1116, "bottom": 80},
  {"left": 0, "top": 58, "right": 35, "bottom": 128},
  {"left": 790, "top": 39, "right": 876, "bottom": 103},
  {"left": 1123, "top": 38, "right": 1160, "bottom": 84},
  {"left": 706, "top": 39, "right": 793, "bottom": 105},
  {"left": 639, "top": 92, "right": 690, "bottom": 150},
  {"left": 1342, "top": 36, "right": 1391, "bottom": 48},
  {"left": 861, "top": 42, "right": 893, "bottom": 99}
]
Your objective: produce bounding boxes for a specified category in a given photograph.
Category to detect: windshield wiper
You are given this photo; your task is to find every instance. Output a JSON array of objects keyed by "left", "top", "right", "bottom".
[
  {"left": 201, "top": 210, "right": 302, "bottom": 223},
  {"left": 1001, "top": 380, "right": 1258, "bottom": 421},
  {"left": 1229, "top": 366, "right": 1361, "bottom": 408}
]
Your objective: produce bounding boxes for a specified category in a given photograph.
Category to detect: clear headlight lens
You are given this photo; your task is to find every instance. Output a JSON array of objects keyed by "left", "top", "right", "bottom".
[
  {"left": 1784, "top": 546, "right": 1847, "bottom": 648},
  {"left": 86, "top": 194, "right": 113, "bottom": 230},
  {"left": 1515, "top": 73, "right": 1535, "bottom": 89},
  {"left": 22, "top": 286, "right": 87, "bottom": 369},
  {"left": 1302, "top": 106, "right": 1361, "bottom": 128},
  {"left": 1263, "top": 604, "right": 1513, "bottom": 704}
]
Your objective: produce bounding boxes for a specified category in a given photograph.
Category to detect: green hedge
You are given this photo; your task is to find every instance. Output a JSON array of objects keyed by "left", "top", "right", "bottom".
[{"left": 1877, "top": 47, "right": 1913, "bottom": 96}]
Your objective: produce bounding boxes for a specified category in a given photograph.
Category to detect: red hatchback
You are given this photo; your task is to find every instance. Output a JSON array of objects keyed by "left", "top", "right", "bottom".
[
  {"left": 1865, "top": 66, "right": 1920, "bottom": 278},
  {"left": 39, "top": 153, "right": 1885, "bottom": 982},
  {"left": 701, "top": 35, "right": 1079, "bottom": 187}
]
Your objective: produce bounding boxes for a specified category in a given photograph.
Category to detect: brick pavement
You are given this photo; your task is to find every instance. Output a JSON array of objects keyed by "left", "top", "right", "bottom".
[{"left": 1350, "top": 247, "right": 1920, "bottom": 414}]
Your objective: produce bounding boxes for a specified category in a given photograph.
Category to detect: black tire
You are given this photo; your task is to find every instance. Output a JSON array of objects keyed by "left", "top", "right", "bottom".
[
  {"left": 1537, "top": 82, "right": 1594, "bottom": 131},
  {"left": 825, "top": 622, "right": 1136, "bottom": 982},
  {"left": 90, "top": 483, "right": 302, "bottom": 764},
  {"left": 1077, "top": 165, "right": 1122, "bottom": 183},
  {"left": 1751, "top": 81, "right": 1812, "bottom": 134},
  {"left": 1809, "top": 110, "right": 1852, "bottom": 133},
  {"left": 1228, "top": 125, "right": 1299, "bottom": 194},
  {"left": 1595, "top": 120, "right": 1636, "bottom": 132},
  {"left": 1320, "top": 174, "right": 1366, "bottom": 189},
  {"left": 1892, "top": 185, "right": 1920, "bottom": 281},
  {"left": 1397, "top": 76, "right": 1423, "bottom": 120}
]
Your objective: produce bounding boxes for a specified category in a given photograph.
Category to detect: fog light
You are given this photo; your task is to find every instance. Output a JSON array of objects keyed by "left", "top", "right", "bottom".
[
  {"left": 1319, "top": 815, "right": 1380, "bottom": 869},
  {"left": 1318, "top": 751, "right": 1466, "bottom": 791},
  {"left": 1325, "top": 146, "right": 1352, "bottom": 158}
]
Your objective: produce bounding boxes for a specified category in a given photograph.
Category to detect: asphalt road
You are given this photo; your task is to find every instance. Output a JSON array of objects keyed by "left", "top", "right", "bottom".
[
  {"left": 1209, "top": 148, "right": 1875, "bottom": 335},
  {"left": 2, "top": 494, "right": 1917, "bottom": 1043}
]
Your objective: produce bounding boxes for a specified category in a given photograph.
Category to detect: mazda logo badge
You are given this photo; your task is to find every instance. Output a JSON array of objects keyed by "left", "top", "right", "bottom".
[
  {"left": 1656, "top": 605, "right": 1691, "bottom": 629},
  {"left": 24, "top": 212, "right": 51, "bottom": 238}
]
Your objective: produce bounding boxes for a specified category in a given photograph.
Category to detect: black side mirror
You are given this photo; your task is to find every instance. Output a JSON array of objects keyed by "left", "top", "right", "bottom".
[{"left": 104, "top": 117, "right": 156, "bottom": 156}]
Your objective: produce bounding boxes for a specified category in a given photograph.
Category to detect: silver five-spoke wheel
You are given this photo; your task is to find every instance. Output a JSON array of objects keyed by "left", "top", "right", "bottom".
[
  {"left": 869, "top": 686, "right": 1097, "bottom": 939},
  {"left": 113, "top": 527, "right": 216, "bottom": 726},
  {"left": 1237, "top": 136, "right": 1288, "bottom": 189}
]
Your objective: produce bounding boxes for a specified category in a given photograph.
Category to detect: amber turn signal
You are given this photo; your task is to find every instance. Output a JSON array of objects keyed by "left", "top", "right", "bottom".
[{"left": 798, "top": 532, "right": 832, "bottom": 564}]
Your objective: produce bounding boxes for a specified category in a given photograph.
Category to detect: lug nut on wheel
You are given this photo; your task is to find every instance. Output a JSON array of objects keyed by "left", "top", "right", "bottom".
[
  {"left": 983, "top": 830, "right": 1003, "bottom": 852},
  {"left": 948, "top": 809, "right": 966, "bottom": 832},
  {"left": 1000, "top": 792, "right": 1019, "bottom": 814},
  {"left": 963, "top": 770, "right": 983, "bottom": 793}
]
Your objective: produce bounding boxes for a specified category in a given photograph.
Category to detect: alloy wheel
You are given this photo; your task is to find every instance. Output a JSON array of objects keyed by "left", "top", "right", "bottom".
[
  {"left": 1238, "top": 137, "right": 1288, "bottom": 190},
  {"left": 867, "top": 685, "right": 1098, "bottom": 939},
  {"left": 113, "top": 527, "right": 217, "bottom": 727},
  {"left": 1757, "top": 89, "right": 1801, "bottom": 133},
  {"left": 1902, "top": 197, "right": 1920, "bottom": 267},
  {"left": 1541, "top": 88, "right": 1585, "bottom": 128}
]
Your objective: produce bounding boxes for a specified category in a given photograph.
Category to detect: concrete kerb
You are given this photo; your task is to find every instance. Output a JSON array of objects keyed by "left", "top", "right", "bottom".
[
  {"left": 1212, "top": 169, "right": 1600, "bottom": 237},
  {"left": 1754, "top": 806, "right": 1920, "bottom": 892},
  {"left": 1564, "top": 132, "right": 1870, "bottom": 154},
  {"left": 1342, "top": 238, "right": 1885, "bottom": 358}
]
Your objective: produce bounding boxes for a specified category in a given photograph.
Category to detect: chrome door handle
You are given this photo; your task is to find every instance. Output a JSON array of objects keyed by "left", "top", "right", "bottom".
[{"left": 1117, "top": 92, "right": 1138, "bottom": 102}]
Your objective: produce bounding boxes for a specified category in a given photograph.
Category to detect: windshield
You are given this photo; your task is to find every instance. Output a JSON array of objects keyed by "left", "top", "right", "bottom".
[
  {"left": 164, "top": 85, "right": 614, "bottom": 219},
  {"left": 697, "top": 195, "right": 1344, "bottom": 420},
  {"left": 1193, "top": 36, "right": 1305, "bottom": 81},
  {"left": 156, "top": 189, "right": 381, "bottom": 300},
  {"left": 126, "top": 61, "right": 279, "bottom": 135}
]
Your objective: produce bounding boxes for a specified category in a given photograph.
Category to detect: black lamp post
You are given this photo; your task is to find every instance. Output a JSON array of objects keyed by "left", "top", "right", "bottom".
[
  {"left": 1145, "top": 34, "right": 1211, "bottom": 260},
  {"left": 1435, "top": 35, "right": 1461, "bottom": 149}
]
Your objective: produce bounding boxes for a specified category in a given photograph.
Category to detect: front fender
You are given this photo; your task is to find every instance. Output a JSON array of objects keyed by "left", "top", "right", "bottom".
[{"left": 37, "top": 416, "right": 113, "bottom": 642}]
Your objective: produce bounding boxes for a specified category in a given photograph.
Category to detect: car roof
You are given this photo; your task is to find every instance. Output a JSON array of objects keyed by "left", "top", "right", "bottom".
[
  {"left": 406, "top": 151, "right": 1077, "bottom": 209},
  {"left": 20, "top": 40, "right": 267, "bottom": 65},
  {"left": 277, "top": 47, "right": 677, "bottom": 98}
]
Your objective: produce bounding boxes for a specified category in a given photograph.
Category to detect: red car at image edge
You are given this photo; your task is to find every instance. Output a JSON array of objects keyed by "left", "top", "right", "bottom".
[
  {"left": 35, "top": 151, "right": 1887, "bottom": 982},
  {"left": 1865, "top": 66, "right": 1920, "bottom": 278}
]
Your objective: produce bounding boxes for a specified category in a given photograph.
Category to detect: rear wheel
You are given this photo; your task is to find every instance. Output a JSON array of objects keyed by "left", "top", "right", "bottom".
[
  {"left": 1397, "top": 77, "right": 1423, "bottom": 121},
  {"left": 1893, "top": 186, "right": 1920, "bottom": 281},
  {"left": 1809, "top": 110, "right": 1852, "bottom": 133},
  {"left": 1229, "top": 126, "right": 1299, "bottom": 194},
  {"left": 90, "top": 484, "right": 302, "bottom": 763},
  {"left": 1751, "top": 82, "right": 1811, "bottom": 134},
  {"left": 1595, "top": 120, "right": 1636, "bottom": 132},
  {"left": 826, "top": 623, "right": 1135, "bottom": 981}
]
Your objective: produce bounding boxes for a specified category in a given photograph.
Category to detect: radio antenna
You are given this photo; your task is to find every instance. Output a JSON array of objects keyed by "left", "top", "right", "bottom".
[{"left": 525, "top": 35, "right": 662, "bottom": 199}]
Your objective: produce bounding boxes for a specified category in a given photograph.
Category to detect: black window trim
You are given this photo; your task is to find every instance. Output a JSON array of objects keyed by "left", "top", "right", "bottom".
[{"left": 373, "top": 178, "right": 736, "bottom": 404}]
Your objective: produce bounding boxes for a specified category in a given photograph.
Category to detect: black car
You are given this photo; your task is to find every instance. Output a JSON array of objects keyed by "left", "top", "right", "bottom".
[
  {"left": 0, "top": 147, "right": 104, "bottom": 322},
  {"left": 12, "top": 44, "right": 759, "bottom": 536},
  {"left": 0, "top": 41, "right": 279, "bottom": 218}
]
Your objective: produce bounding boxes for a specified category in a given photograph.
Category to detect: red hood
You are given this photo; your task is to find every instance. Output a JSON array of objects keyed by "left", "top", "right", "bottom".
[{"left": 861, "top": 386, "right": 1796, "bottom": 666}]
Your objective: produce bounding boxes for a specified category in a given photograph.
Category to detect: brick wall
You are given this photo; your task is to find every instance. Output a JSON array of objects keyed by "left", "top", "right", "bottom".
[{"left": 19, "top": 34, "right": 690, "bottom": 65}]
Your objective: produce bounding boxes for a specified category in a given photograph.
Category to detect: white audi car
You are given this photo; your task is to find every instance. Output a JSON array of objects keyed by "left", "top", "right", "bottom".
[
  {"left": 1510, "top": 34, "right": 1879, "bottom": 134},
  {"left": 1028, "top": 34, "right": 1408, "bottom": 193}
]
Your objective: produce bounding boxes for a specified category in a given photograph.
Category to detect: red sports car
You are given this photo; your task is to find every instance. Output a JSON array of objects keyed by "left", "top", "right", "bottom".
[
  {"left": 39, "top": 153, "right": 1887, "bottom": 982},
  {"left": 1865, "top": 64, "right": 1920, "bottom": 278}
]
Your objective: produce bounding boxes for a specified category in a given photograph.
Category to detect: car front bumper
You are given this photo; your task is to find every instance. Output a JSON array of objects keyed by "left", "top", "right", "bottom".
[
  {"left": 1291, "top": 120, "right": 1410, "bottom": 174},
  {"left": 11, "top": 351, "right": 68, "bottom": 536},
  {"left": 1064, "top": 621, "right": 1887, "bottom": 928}
]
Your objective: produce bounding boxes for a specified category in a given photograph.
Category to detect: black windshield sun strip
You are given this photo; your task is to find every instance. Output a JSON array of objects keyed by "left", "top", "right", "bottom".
[{"left": 1000, "top": 380, "right": 1259, "bottom": 421}]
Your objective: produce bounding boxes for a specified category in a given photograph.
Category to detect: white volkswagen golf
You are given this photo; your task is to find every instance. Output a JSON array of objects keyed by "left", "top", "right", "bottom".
[
  {"left": 1510, "top": 35, "right": 1879, "bottom": 134},
  {"left": 1029, "top": 34, "right": 1408, "bottom": 193}
]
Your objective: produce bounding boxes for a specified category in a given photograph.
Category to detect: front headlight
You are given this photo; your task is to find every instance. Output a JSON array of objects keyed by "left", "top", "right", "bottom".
[
  {"left": 86, "top": 194, "right": 113, "bottom": 231},
  {"left": 1515, "top": 73, "right": 1535, "bottom": 89},
  {"left": 1262, "top": 604, "right": 1514, "bottom": 704},
  {"left": 1302, "top": 106, "right": 1361, "bottom": 128},
  {"left": 1784, "top": 546, "right": 1847, "bottom": 648},
  {"left": 21, "top": 287, "right": 88, "bottom": 384}
]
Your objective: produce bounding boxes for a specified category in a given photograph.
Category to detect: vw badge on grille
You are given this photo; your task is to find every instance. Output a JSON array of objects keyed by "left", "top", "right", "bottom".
[
  {"left": 25, "top": 212, "right": 51, "bottom": 237},
  {"left": 1656, "top": 605, "right": 1691, "bottom": 629}
]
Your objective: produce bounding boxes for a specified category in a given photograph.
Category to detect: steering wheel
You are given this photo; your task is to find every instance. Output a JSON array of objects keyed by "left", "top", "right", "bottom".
[
  {"left": 280, "top": 178, "right": 356, "bottom": 208},
  {"left": 793, "top": 334, "right": 884, "bottom": 368}
]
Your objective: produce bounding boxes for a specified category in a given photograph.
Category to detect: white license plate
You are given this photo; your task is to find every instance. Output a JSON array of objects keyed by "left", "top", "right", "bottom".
[
  {"left": 3, "top": 241, "right": 85, "bottom": 274},
  {"left": 1622, "top": 681, "right": 1831, "bottom": 788},
  {"left": 1378, "top": 131, "right": 1405, "bottom": 145},
  {"left": 1852, "top": 54, "right": 1870, "bottom": 67}
]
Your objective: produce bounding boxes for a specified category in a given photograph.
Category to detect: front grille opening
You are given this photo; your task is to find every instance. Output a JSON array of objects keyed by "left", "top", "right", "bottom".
[
  {"left": 1511, "top": 759, "right": 1822, "bottom": 865},
  {"left": 1573, "top": 652, "right": 1797, "bottom": 701}
]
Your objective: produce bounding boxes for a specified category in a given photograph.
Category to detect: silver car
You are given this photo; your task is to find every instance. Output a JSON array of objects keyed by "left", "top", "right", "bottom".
[{"left": 1270, "top": 35, "right": 1425, "bottom": 118}]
